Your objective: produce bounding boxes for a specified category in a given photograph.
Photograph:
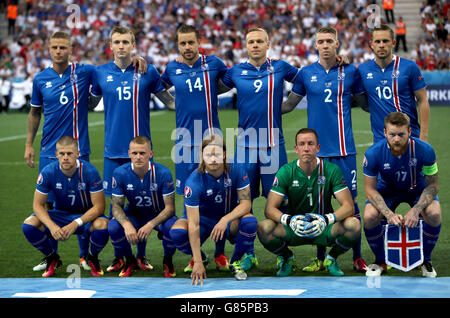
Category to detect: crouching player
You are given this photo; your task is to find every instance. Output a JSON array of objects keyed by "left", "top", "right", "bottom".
[
  {"left": 258, "top": 128, "right": 360, "bottom": 276},
  {"left": 170, "top": 134, "right": 257, "bottom": 285},
  {"left": 108, "top": 136, "right": 178, "bottom": 277},
  {"left": 22, "top": 136, "right": 108, "bottom": 277},
  {"left": 363, "top": 112, "right": 441, "bottom": 277}
]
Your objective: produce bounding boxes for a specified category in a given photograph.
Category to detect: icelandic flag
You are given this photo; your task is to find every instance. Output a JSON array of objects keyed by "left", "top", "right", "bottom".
[{"left": 384, "top": 220, "right": 423, "bottom": 272}]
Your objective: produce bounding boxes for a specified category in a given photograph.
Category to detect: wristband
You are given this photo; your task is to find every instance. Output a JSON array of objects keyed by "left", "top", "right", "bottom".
[
  {"left": 325, "top": 213, "right": 336, "bottom": 225},
  {"left": 280, "top": 214, "right": 292, "bottom": 226},
  {"left": 74, "top": 218, "right": 84, "bottom": 227}
]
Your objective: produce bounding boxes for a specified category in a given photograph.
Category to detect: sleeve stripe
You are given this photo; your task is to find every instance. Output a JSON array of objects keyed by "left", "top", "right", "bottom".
[
  {"left": 185, "top": 204, "right": 199, "bottom": 208},
  {"left": 163, "top": 190, "right": 175, "bottom": 196},
  {"left": 269, "top": 189, "right": 285, "bottom": 197},
  {"left": 237, "top": 184, "right": 250, "bottom": 191},
  {"left": 333, "top": 186, "right": 348, "bottom": 195},
  {"left": 35, "top": 189, "right": 48, "bottom": 195}
]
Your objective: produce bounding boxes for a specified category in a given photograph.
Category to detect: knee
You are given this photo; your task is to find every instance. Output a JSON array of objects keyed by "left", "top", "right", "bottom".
[
  {"left": 343, "top": 217, "right": 361, "bottom": 237},
  {"left": 257, "top": 219, "right": 275, "bottom": 243},
  {"left": 423, "top": 202, "right": 441, "bottom": 226},
  {"left": 107, "top": 218, "right": 122, "bottom": 236},
  {"left": 92, "top": 217, "right": 108, "bottom": 231},
  {"left": 239, "top": 215, "right": 258, "bottom": 233},
  {"left": 363, "top": 204, "right": 381, "bottom": 229}
]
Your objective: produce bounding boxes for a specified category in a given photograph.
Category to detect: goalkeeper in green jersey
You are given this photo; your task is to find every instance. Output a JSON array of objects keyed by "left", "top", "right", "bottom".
[{"left": 257, "top": 128, "right": 361, "bottom": 276}]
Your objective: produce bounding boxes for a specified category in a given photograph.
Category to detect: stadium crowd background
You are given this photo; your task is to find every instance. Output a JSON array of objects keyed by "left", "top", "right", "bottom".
[{"left": 0, "top": 0, "right": 449, "bottom": 111}]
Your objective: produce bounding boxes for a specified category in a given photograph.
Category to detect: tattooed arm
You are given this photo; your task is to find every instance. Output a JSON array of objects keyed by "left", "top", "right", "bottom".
[
  {"left": 364, "top": 175, "right": 403, "bottom": 226},
  {"left": 111, "top": 195, "right": 138, "bottom": 244},
  {"left": 24, "top": 107, "right": 42, "bottom": 168},
  {"left": 404, "top": 173, "right": 439, "bottom": 227}
]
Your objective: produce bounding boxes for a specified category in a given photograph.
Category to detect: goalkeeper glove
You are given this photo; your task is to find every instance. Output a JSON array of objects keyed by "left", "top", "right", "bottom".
[
  {"left": 302, "top": 213, "right": 336, "bottom": 238},
  {"left": 280, "top": 214, "right": 310, "bottom": 237}
]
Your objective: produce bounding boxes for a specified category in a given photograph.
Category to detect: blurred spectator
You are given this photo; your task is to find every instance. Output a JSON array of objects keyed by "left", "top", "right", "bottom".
[
  {"left": 383, "top": 0, "right": 395, "bottom": 24},
  {"left": 395, "top": 16, "right": 407, "bottom": 52}
]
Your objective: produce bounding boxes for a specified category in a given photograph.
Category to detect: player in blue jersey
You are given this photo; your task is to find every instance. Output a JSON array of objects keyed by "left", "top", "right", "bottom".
[
  {"left": 219, "top": 28, "right": 299, "bottom": 272},
  {"left": 108, "top": 136, "right": 178, "bottom": 277},
  {"left": 363, "top": 112, "right": 441, "bottom": 277},
  {"left": 220, "top": 28, "right": 299, "bottom": 199},
  {"left": 161, "top": 25, "right": 230, "bottom": 271},
  {"left": 358, "top": 24, "right": 430, "bottom": 143},
  {"left": 22, "top": 136, "right": 109, "bottom": 277},
  {"left": 24, "top": 31, "right": 147, "bottom": 272},
  {"left": 281, "top": 27, "right": 369, "bottom": 272},
  {"left": 169, "top": 135, "right": 257, "bottom": 284},
  {"left": 90, "top": 26, "right": 174, "bottom": 272}
]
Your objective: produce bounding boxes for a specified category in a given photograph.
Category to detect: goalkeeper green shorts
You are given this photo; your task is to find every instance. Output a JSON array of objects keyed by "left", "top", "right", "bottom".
[{"left": 283, "top": 224, "right": 334, "bottom": 247}]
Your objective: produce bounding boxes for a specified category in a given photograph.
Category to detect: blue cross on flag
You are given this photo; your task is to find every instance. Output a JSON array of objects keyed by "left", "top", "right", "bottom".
[{"left": 384, "top": 220, "right": 424, "bottom": 272}]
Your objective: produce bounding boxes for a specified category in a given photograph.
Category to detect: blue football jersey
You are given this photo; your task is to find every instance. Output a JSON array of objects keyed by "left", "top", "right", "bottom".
[
  {"left": 363, "top": 137, "right": 437, "bottom": 192},
  {"left": 30, "top": 63, "right": 94, "bottom": 157},
  {"left": 111, "top": 161, "right": 175, "bottom": 218},
  {"left": 221, "top": 59, "right": 299, "bottom": 148},
  {"left": 91, "top": 62, "right": 165, "bottom": 158},
  {"left": 292, "top": 63, "right": 364, "bottom": 157},
  {"left": 184, "top": 163, "right": 250, "bottom": 221},
  {"left": 36, "top": 160, "right": 103, "bottom": 213},
  {"left": 161, "top": 55, "right": 228, "bottom": 146},
  {"left": 358, "top": 56, "right": 427, "bottom": 142}
]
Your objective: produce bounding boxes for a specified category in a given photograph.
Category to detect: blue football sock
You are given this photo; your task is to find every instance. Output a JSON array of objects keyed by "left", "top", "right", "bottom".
[
  {"left": 422, "top": 222, "right": 441, "bottom": 261},
  {"left": 108, "top": 219, "right": 133, "bottom": 257},
  {"left": 136, "top": 241, "right": 147, "bottom": 259},
  {"left": 214, "top": 236, "right": 226, "bottom": 258},
  {"left": 22, "top": 223, "right": 54, "bottom": 256},
  {"left": 364, "top": 224, "right": 385, "bottom": 264},
  {"left": 170, "top": 228, "right": 192, "bottom": 255},
  {"left": 352, "top": 209, "right": 362, "bottom": 260},
  {"left": 89, "top": 229, "right": 109, "bottom": 256},
  {"left": 77, "top": 233, "right": 90, "bottom": 257},
  {"left": 230, "top": 216, "right": 257, "bottom": 264}
]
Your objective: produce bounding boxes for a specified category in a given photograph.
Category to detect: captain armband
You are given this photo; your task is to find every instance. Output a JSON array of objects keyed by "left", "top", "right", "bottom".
[{"left": 422, "top": 162, "right": 438, "bottom": 176}]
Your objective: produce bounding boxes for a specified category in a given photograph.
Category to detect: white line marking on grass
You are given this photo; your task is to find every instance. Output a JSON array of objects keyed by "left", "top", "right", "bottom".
[{"left": 168, "top": 289, "right": 307, "bottom": 298}]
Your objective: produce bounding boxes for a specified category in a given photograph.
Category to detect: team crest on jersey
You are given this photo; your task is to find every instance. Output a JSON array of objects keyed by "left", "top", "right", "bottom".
[
  {"left": 150, "top": 183, "right": 158, "bottom": 191},
  {"left": 272, "top": 177, "right": 278, "bottom": 187},
  {"left": 409, "top": 158, "right": 418, "bottom": 167},
  {"left": 37, "top": 173, "right": 44, "bottom": 185},
  {"left": 133, "top": 73, "right": 141, "bottom": 81},
  {"left": 201, "top": 63, "right": 209, "bottom": 71},
  {"left": 337, "top": 72, "right": 345, "bottom": 80},
  {"left": 267, "top": 65, "right": 274, "bottom": 74},
  {"left": 391, "top": 70, "right": 400, "bottom": 78},
  {"left": 318, "top": 176, "right": 326, "bottom": 184},
  {"left": 224, "top": 178, "right": 232, "bottom": 187},
  {"left": 78, "top": 182, "right": 86, "bottom": 190},
  {"left": 70, "top": 74, "right": 78, "bottom": 84},
  {"left": 184, "top": 186, "right": 192, "bottom": 198}
]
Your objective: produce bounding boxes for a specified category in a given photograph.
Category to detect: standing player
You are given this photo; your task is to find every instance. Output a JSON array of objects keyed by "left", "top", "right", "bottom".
[
  {"left": 24, "top": 31, "right": 96, "bottom": 271},
  {"left": 258, "top": 128, "right": 360, "bottom": 277},
  {"left": 108, "top": 136, "right": 178, "bottom": 277},
  {"left": 90, "top": 26, "right": 174, "bottom": 271},
  {"left": 160, "top": 25, "right": 230, "bottom": 271},
  {"left": 281, "top": 27, "right": 368, "bottom": 272},
  {"left": 22, "top": 136, "right": 109, "bottom": 277},
  {"left": 219, "top": 28, "right": 299, "bottom": 269},
  {"left": 363, "top": 112, "right": 441, "bottom": 277},
  {"left": 358, "top": 24, "right": 430, "bottom": 143},
  {"left": 169, "top": 135, "right": 257, "bottom": 284}
]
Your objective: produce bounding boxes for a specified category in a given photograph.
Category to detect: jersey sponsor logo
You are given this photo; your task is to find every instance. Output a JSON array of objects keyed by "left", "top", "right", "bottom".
[
  {"left": 310, "top": 75, "right": 317, "bottom": 82},
  {"left": 184, "top": 186, "right": 192, "bottom": 198},
  {"left": 106, "top": 75, "right": 113, "bottom": 82},
  {"left": 383, "top": 163, "right": 391, "bottom": 170},
  {"left": 292, "top": 180, "right": 299, "bottom": 187},
  {"left": 45, "top": 81, "right": 52, "bottom": 88},
  {"left": 366, "top": 73, "right": 373, "bottom": 79},
  {"left": 56, "top": 182, "right": 63, "bottom": 190},
  {"left": 176, "top": 69, "right": 182, "bottom": 75},
  {"left": 127, "top": 184, "right": 134, "bottom": 191},
  {"left": 240, "top": 70, "right": 248, "bottom": 76}
]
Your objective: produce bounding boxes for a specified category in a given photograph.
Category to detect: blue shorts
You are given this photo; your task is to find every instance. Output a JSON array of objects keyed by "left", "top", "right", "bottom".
[
  {"left": 233, "top": 145, "right": 287, "bottom": 199},
  {"left": 103, "top": 157, "right": 131, "bottom": 197},
  {"left": 179, "top": 215, "right": 232, "bottom": 245},
  {"left": 365, "top": 187, "right": 439, "bottom": 211},
  {"left": 39, "top": 155, "right": 90, "bottom": 203},
  {"left": 321, "top": 155, "right": 358, "bottom": 199},
  {"left": 174, "top": 145, "right": 200, "bottom": 195},
  {"left": 32, "top": 209, "right": 107, "bottom": 236}
]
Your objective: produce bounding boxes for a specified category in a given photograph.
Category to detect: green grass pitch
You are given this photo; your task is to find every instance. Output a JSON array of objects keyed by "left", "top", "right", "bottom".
[{"left": 0, "top": 107, "right": 448, "bottom": 278}]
